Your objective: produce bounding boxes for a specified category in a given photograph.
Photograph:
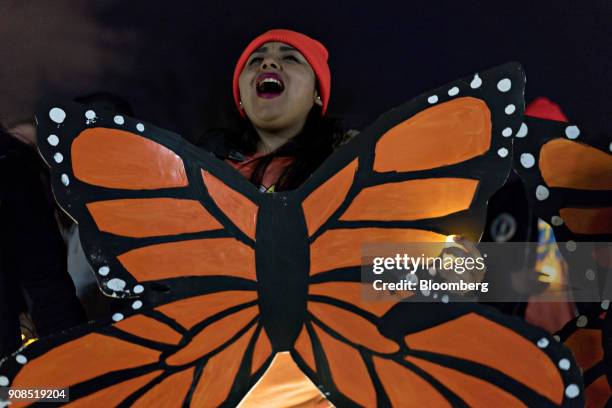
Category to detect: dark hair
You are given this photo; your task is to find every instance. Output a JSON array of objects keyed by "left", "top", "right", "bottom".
[
  {"left": 74, "top": 92, "right": 134, "bottom": 116},
  {"left": 0, "top": 121, "right": 26, "bottom": 157},
  {"left": 223, "top": 106, "right": 341, "bottom": 191}
]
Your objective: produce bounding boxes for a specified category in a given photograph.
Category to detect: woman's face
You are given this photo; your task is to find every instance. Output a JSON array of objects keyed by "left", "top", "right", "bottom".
[{"left": 238, "top": 42, "right": 321, "bottom": 132}]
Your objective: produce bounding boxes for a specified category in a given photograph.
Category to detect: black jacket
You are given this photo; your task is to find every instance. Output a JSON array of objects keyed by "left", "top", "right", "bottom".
[{"left": 0, "top": 133, "right": 85, "bottom": 358}]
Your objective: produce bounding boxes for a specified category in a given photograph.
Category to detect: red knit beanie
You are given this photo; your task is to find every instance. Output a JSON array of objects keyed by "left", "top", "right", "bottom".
[
  {"left": 233, "top": 29, "right": 331, "bottom": 116},
  {"left": 525, "top": 97, "right": 569, "bottom": 122}
]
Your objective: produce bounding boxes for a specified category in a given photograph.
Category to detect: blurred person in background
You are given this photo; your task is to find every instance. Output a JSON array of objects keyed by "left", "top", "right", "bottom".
[
  {"left": 0, "top": 121, "right": 85, "bottom": 358},
  {"left": 522, "top": 97, "right": 577, "bottom": 333},
  {"left": 0, "top": 92, "right": 134, "bottom": 359}
]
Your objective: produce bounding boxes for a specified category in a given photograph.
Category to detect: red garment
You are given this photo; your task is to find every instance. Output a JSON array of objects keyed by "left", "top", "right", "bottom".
[
  {"left": 525, "top": 97, "right": 569, "bottom": 122},
  {"left": 227, "top": 153, "right": 293, "bottom": 192},
  {"left": 524, "top": 301, "right": 576, "bottom": 333}
]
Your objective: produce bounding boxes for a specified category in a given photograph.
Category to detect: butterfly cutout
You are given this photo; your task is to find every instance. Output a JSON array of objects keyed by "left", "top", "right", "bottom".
[
  {"left": 513, "top": 116, "right": 612, "bottom": 300},
  {"left": 0, "top": 63, "right": 585, "bottom": 407},
  {"left": 555, "top": 305, "right": 611, "bottom": 407},
  {"left": 513, "top": 116, "right": 612, "bottom": 407}
]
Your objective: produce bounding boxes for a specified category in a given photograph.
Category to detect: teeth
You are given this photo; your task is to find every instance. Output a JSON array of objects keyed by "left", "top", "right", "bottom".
[{"left": 258, "top": 77, "right": 283, "bottom": 88}]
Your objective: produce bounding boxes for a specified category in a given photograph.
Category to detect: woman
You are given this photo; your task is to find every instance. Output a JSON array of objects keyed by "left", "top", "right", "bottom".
[
  {"left": 210, "top": 28, "right": 485, "bottom": 407},
  {"left": 210, "top": 28, "right": 337, "bottom": 407}
]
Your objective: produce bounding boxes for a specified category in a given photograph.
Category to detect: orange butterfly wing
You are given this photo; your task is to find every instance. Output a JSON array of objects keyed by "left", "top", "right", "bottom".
[
  {"left": 514, "top": 117, "right": 612, "bottom": 407},
  {"left": 289, "top": 64, "right": 584, "bottom": 406},
  {"left": 0, "top": 100, "right": 274, "bottom": 406},
  {"left": 37, "top": 112, "right": 261, "bottom": 298},
  {"left": 1, "top": 295, "right": 270, "bottom": 406},
  {"left": 513, "top": 117, "right": 612, "bottom": 300}
]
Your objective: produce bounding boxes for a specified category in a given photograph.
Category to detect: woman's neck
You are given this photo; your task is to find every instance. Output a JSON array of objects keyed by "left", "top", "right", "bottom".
[{"left": 254, "top": 117, "right": 307, "bottom": 154}]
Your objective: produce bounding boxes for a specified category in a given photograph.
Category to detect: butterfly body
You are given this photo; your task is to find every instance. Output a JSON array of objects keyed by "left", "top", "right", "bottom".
[{"left": 255, "top": 194, "right": 309, "bottom": 350}]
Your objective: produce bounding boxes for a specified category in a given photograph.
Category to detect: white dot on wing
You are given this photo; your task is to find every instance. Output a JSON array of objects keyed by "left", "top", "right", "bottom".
[
  {"left": 85, "top": 110, "right": 96, "bottom": 120},
  {"left": 535, "top": 185, "right": 549, "bottom": 201},
  {"left": 47, "top": 134, "right": 59, "bottom": 146},
  {"left": 136, "top": 123, "right": 145, "bottom": 132},
  {"left": 112, "top": 313, "right": 124, "bottom": 322},
  {"left": 107, "top": 278, "right": 126, "bottom": 291},
  {"left": 0, "top": 376, "right": 8, "bottom": 386},
  {"left": 61, "top": 174, "right": 70, "bottom": 186},
  {"left": 516, "top": 122, "right": 528, "bottom": 138},
  {"left": 15, "top": 354, "right": 27, "bottom": 364},
  {"left": 536, "top": 338, "right": 549, "bottom": 348},
  {"left": 497, "top": 78, "right": 511, "bottom": 92},
  {"left": 504, "top": 104, "right": 516, "bottom": 115},
  {"left": 565, "top": 384, "right": 579, "bottom": 398},
  {"left": 497, "top": 147, "right": 509, "bottom": 158},
  {"left": 448, "top": 86, "right": 459, "bottom": 96},
  {"left": 502, "top": 127, "right": 512, "bottom": 137},
  {"left": 49, "top": 108, "right": 66, "bottom": 124},
  {"left": 114, "top": 115, "right": 125, "bottom": 125},
  {"left": 133, "top": 284, "right": 144, "bottom": 294},
  {"left": 427, "top": 95, "right": 438, "bottom": 104},
  {"left": 470, "top": 74, "right": 482, "bottom": 89},
  {"left": 558, "top": 358, "right": 570, "bottom": 370},
  {"left": 565, "top": 125, "right": 580, "bottom": 139},
  {"left": 520, "top": 153, "right": 535, "bottom": 168},
  {"left": 405, "top": 273, "right": 418, "bottom": 285},
  {"left": 98, "top": 266, "right": 110, "bottom": 276},
  {"left": 551, "top": 216, "right": 563, "bottom": 226},
  {"left": 54, "top": 152, "right": 63, "bottom": 163}
]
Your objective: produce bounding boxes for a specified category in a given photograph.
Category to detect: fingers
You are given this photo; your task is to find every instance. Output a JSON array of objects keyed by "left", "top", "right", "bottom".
[
  {"left": 452, "top": 235, "right": 480, "bottom": 257},
  {"left": 435, "top": 235, "right": 487, "bottom": 294},
  {"left": 439, "top": 247, "right": 468, "bottom": 259}
]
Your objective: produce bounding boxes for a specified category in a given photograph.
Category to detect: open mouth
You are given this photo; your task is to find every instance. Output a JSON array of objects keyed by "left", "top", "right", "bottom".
[{"left": 256, "top": 73, "right": 285, "bottom": 99}]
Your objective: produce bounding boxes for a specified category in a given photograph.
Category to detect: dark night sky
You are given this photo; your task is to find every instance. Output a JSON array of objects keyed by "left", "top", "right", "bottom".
[{"left": 1, "top": 0, "right": 611, "bottom": 140}]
